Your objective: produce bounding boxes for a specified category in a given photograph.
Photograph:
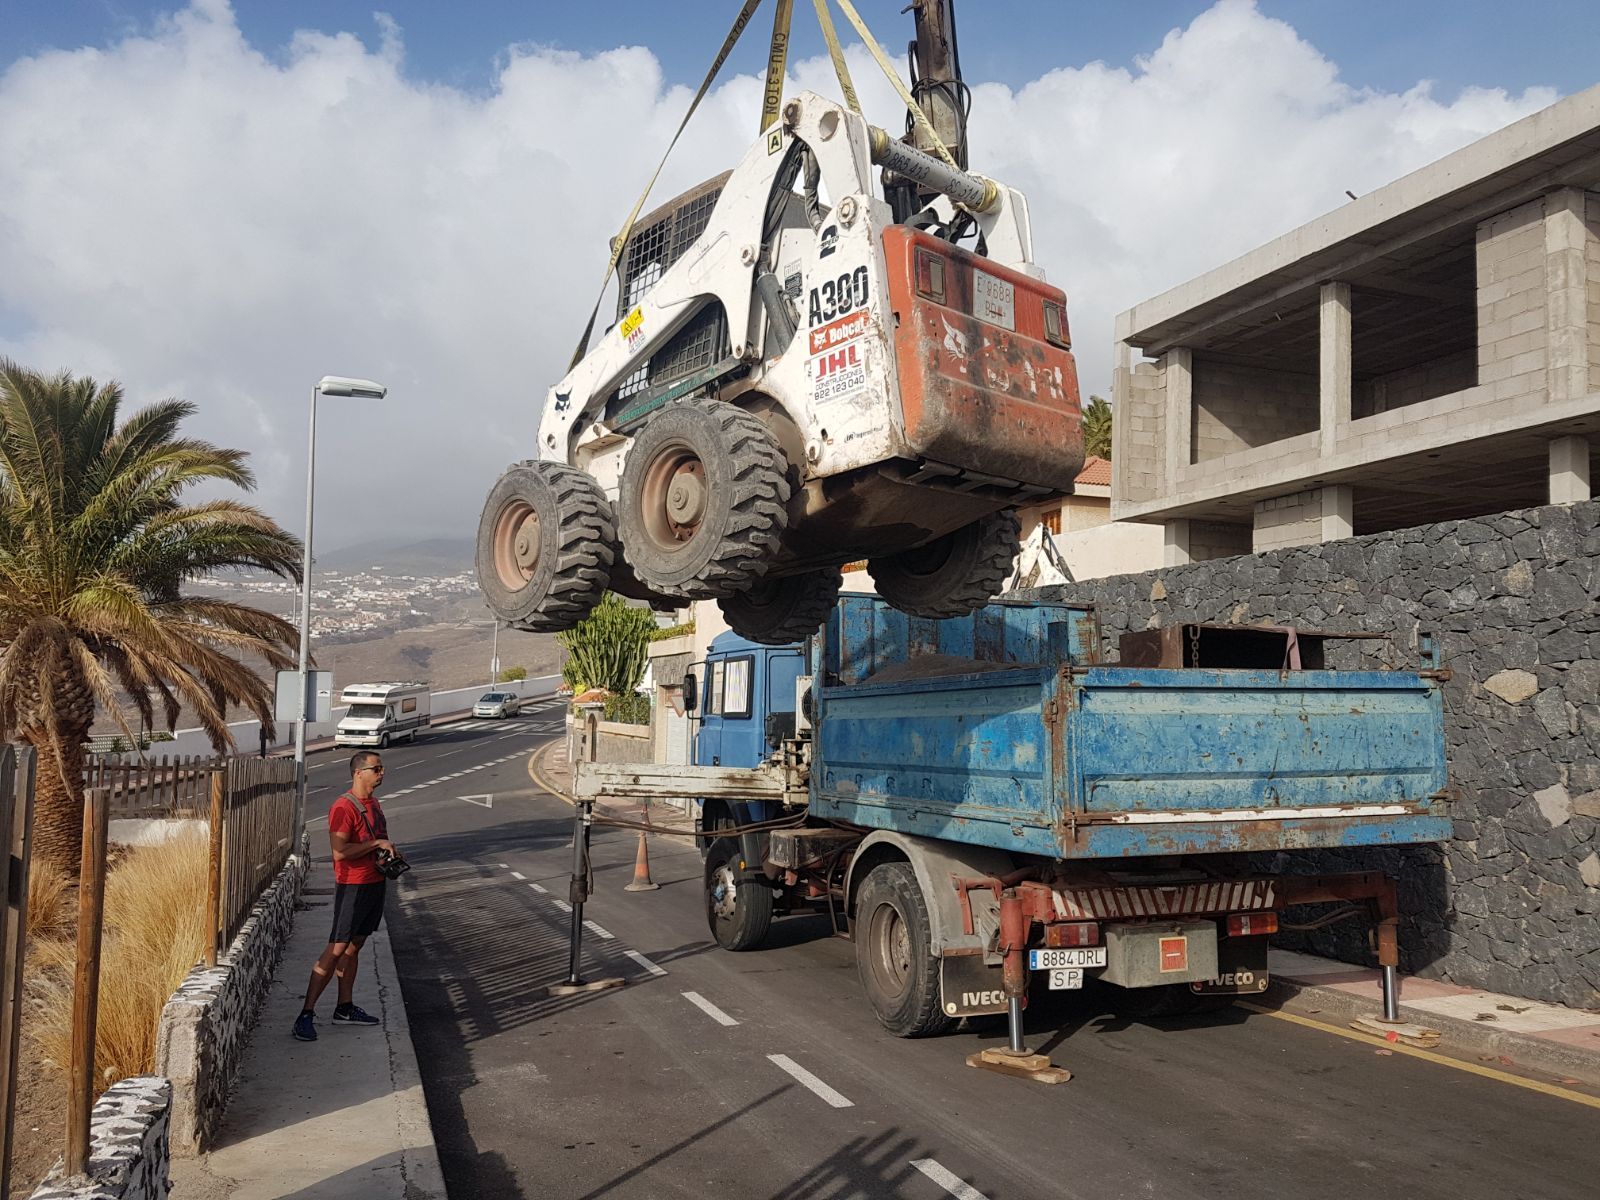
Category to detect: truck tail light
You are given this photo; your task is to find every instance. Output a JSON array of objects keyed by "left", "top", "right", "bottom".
[
  {"left": 1042, "top": 301, "right": 1070, "bottom": 348},
  {"left": 915, "top": 250, "right": 947, "bottom": 304},
  {"left": 1227, "top": 912, "right": 1278, "bottom": 937},
  {"left": 1044, "top": 921, "right": 1099, "bottom": 948}
]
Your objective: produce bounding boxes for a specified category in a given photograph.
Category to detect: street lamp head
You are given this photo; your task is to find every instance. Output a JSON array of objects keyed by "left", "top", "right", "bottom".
[{"left": 316, "top": 375, "right": 388, "bottom": 399}]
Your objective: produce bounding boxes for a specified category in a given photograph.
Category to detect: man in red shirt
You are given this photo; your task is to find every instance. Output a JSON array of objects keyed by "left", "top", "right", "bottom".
[{"left": 292, "top": 750, "right": 401, "bottom": 1041}]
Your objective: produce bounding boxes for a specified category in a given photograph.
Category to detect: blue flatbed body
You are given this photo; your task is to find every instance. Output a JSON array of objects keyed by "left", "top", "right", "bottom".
[{"left": 807, "top": 596, "right": 1451, "bottom": 859}]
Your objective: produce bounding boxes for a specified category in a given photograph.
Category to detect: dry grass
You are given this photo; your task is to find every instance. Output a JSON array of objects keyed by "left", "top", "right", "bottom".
[
  {"left": 25, "top": 857, "right": 73, "bottom": 941},
  {"left": 31, "top": 832, "right": 210, "bottom": 1087}
]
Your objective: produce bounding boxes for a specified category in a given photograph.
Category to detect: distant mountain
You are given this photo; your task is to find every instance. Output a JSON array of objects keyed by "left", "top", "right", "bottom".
[{"left": 317, "top": 536, "right": 475, "bottom": 577}]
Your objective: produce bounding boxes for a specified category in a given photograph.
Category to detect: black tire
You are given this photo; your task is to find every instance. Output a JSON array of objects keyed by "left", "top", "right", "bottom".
[
  {"left": 378, "top": 733, "right": 390, "bottom": 750},
  {"left": 854, "top": 862, "right": 954, "bottom": 1038},
  {"left": 476, "top": 461, "right": 615, "bottom": 632},
  {"left": 618, "top": 400, "right": 790, "bottom": 600},
  {"left": 718, "top": 568, "right": 843, "bottom": 645},
  {"left": 705, "top": 836, "right": 774, "bottom": 951},
  {"left": 869, "top": 509, "right": 1021, "bottom": 619}
]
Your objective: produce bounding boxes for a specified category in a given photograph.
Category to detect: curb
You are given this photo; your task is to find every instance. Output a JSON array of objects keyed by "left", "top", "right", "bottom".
[
  {"left": 527, "top": 739, "right": 576, "bottom": 804},
  {"left": 1266, "top": 976, "right": 1600, "bottom": 1089},
  {"left": 369, "top": 922, "right": 448, "bottom": 1198}
]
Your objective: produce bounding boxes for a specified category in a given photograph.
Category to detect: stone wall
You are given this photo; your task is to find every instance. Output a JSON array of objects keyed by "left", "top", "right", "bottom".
[
  {"left": 1030, "top": 498, "right": 1600, "bottom": 1009},
  {"left": 29, "top": 1077, "right": 171, "bottom": 1200},
  {"left": 154, "top": 853, "right": 308, "bottom": 1154}
]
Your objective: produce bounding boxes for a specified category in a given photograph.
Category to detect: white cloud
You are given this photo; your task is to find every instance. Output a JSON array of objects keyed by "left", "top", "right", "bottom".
[{"left": 0, "top": 0, "right": 1556, "bottom": 549}]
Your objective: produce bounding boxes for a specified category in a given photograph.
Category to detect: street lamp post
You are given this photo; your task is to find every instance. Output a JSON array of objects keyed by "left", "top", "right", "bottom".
[{"left": 293, "top": 375, "right": 388, "bottom": 847}]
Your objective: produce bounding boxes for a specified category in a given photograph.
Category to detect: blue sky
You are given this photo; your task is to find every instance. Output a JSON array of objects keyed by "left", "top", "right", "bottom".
[
  {"left": 0, "top": 1, "right": 1588, "bottom": 542},
  {"left": 7, "top": 1, "right": 1595, "bottom": 102}
]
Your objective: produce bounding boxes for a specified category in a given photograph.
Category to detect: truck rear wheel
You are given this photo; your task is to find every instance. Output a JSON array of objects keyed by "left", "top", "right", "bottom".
[
  {"left": 855, "top": 862, "right": 954, "bottom": 1038},
  {"left": 477, "top": 461, "right": 615, "bottom": 632},
  {"left": 705, "top": 836, "right": 774, "bottom": 951},
  {"left": 718, "top": 568, "right": 843, "bottom": 645},
  {"left": 869, "top": 508, "right": 1021, "bottom": 619},
  {"left": 618, "top": 400, "right": 790, "bottom": 600}
]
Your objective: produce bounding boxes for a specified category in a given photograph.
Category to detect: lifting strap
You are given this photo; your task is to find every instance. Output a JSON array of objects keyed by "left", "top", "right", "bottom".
[
  {"left": 568, "top": 0, "right": 765, "bottom": 370},
  {"left": 760, "top": 0, "right": 795, "bottom": 133},
  {"left": 831, "top": 0, "right": 959, "bottom": 169},
  {"left": 811, "top": 0, "right": 861, "bottom": 115}
]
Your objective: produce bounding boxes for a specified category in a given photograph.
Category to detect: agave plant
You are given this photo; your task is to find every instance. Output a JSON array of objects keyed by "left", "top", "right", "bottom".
[{"left": 0, "top": 360, "right": 302, "bottom": 870}]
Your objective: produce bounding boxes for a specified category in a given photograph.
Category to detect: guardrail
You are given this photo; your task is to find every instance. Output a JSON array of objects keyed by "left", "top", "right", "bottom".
[{"left": 98, "top": 674, "right": 564, "bottom": 761}]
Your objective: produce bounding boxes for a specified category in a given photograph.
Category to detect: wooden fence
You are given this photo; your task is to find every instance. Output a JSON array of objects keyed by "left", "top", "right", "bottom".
[
  {"left": 215, "top": 757, "right": 296, "bottom": 946},
  {"left": 0, "top": 746, "right": 35, "bottom": 1197},
  {"left": 83, "top": 754, "right": 221, "bottom": 818},
  {"left": 83, "top": 753, "right": 296, "bottom": 951}
]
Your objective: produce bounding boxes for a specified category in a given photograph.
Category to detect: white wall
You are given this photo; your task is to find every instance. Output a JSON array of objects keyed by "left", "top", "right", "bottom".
[
  {"left": 128, "top": 674, "right": 562, "bottom": 760},
  {"left": 1055, "top": 521, "right": 1165, "bottom": 580}
]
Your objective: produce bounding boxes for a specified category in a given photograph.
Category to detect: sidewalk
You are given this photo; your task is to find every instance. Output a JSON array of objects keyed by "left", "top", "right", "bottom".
[
  {"left": 533, "top": 740, "right": 1600, "bottom": 1087},
  {"left": 169, "top": 870, "right": 446, "bottom": 1200}
]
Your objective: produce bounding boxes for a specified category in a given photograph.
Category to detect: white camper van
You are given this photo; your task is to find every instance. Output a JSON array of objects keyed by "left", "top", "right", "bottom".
[{"left": 334, "top": 682, "right": 431, "bottom": 748}]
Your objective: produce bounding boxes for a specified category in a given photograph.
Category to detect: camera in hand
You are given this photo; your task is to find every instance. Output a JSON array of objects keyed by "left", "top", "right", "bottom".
[{"left": 374, "top": 847, "right": 410, "bottom": 880}]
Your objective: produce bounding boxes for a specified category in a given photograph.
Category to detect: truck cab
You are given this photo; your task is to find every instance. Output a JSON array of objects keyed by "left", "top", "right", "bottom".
[{"left": 689, "top": 632, "right": 804, "bottom": 840}]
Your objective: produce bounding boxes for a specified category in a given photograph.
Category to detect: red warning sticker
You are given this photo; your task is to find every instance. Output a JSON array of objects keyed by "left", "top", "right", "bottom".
[{"left": 1159, "top": 936, "right": 1189, "bottom": 973}]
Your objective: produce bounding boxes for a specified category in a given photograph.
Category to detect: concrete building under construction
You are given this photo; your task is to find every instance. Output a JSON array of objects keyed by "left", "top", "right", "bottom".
[{"left": 1111, "top": 84, "right": 1600, "bottom": 562}]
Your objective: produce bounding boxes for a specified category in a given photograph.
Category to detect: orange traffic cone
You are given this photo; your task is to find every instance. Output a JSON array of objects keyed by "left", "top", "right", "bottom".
[{"left": 624, "top": 830, "right": 659, "bottom": 892}]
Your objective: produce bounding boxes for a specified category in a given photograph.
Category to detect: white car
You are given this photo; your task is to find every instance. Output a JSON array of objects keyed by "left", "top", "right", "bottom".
[{"left": 473, "top": 692, "right": 521, "bottom": 719}]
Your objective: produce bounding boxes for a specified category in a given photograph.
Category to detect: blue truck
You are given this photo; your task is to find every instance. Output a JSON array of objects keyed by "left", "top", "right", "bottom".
[{"left": 578, "top": 595, "right": 1451, "bottom": 1068}]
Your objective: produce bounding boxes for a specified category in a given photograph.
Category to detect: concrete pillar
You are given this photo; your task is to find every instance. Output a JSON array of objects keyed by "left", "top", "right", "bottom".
[
  {"left": 1163, "top": 519, "right": 1193, "bottom": 567},
  {"left": 1319, "top": 281, "right": 1352, "bottom": 455},
  {"left": 1321, "top": 484, "right": 1354, "bottom": 541},
  {"left": 1164, "top": 347, "right": 1193, "bottom": 484},
  {"left": 1544, "top": 188, "right": 1590, "bottom": 404},
  {"left": 1253, "top": 485, "right": 1354, "bottom": 552},
  {"left": 1550, "top": 435, "right": 1592, "bottom": 504},
  {"left": 1112, "top": 337, "right": 1132, "bottom": 499}
]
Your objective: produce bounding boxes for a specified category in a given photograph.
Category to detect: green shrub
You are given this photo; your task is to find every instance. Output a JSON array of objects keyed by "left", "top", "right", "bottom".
[
  {"left": 497, "top": 665, "right": 527, "bottom": 682},
  {"left": 557, "top": 594, "right": 655, "bottom": 697},
  {"left": 603, "top": 691, "right": 651, "bottom": 725}
]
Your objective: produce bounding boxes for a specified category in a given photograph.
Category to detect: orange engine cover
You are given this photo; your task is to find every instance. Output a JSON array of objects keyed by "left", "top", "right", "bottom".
[{"left": 881, "top": 225, "right": 1084, "bottom": 492}]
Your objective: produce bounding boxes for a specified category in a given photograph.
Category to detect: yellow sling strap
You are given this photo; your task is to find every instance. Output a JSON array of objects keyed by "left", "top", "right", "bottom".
[
  {"left": 761, "top": 0, "right": 795, "bottom": 133},
  {"left": 831, "top": 0, "right": 958, "bottom": 168},
  {"left": 811, "top": 0, "right": 861, "bottom": 114}
]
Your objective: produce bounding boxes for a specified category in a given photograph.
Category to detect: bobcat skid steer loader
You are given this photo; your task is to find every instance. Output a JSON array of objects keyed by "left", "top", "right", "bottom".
[{"left": 477, "top": 92, "right": 1083, "bottom": 644}]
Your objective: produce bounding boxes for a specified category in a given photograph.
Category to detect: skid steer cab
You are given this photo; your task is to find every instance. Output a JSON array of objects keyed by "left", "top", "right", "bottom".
[{"left": 477, "top": 91, "right": 1083, "bottom": 647}]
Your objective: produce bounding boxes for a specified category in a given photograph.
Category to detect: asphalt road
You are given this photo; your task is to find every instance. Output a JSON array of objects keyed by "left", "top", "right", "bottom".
[{"left": 348, "top": 715, "right": 1596, "bottom": 1200}]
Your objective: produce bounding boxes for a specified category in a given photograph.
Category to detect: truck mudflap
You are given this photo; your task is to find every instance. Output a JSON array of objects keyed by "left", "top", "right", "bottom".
[
  {"left": 1192, "top": 933, "right": 1270, "bottom": 996},
  {"left": 940, "top": 952, "right": 1009, "bottom": 1018}
]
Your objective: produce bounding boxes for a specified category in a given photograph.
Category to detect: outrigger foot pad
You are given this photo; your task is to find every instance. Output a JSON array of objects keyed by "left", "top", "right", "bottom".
[
  {"left": 966, "top": 1046, "right": 1072, "bottom": 1085},
  {"left": 1350, "top": 1016, "right": 1441, "bottom": 1048},
  {"left": 547, "top": 977, "right": 627, "bottom": 997}
]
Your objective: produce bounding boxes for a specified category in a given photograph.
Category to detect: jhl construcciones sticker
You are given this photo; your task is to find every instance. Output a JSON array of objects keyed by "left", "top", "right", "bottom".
[{"left": 809, "top": 311, "right": 870, "bottom": 403}]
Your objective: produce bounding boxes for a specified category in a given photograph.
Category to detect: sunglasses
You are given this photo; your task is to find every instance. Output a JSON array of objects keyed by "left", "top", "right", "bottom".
[{"left": 361, "top": 765, "right": 386, "bottom": 773}]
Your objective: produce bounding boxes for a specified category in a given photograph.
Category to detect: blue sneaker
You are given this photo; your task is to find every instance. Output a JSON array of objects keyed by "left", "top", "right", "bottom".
[
  {"left": 292, "top": 1011, "right": 317, "bottom": 1042},
  {"left": 332, "top": 1003, "right": 380, "bottom": 1026}
]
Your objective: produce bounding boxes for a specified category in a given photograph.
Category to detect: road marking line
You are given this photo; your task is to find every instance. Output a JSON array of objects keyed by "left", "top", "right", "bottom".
[
  {"left": 767, "top": 1055, "right": 852, "bottom": 1108},
  {"left": 1239, "top": 1003, "right": 1600, "bottom": 1110},
  {"left": 583, "top": 920, "right": 614, "bottom": 940},
  {"left": 623, "top": 950, "right": 666, "bottom": 977},
  {"left": 498, "top": 863, "right": 509, "bottom": 868},
  {"left": 682, "top": 991, "right": 739, "bottom": 1027},
  {"left": 552, "top": 899, "right": 572, "bottom": 912},
  {"left": 510, "top": 871, "right": 526, "bottom": 880},
  {"left": 529, "top": 883, "right": 547, "bottom": 893},
  {"left": 911, "top": 1160, "right": 989, "bottom": 1200}
]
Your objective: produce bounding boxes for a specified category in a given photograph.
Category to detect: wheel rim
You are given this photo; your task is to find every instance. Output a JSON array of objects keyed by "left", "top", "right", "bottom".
[
  {"left": 866, "top": 899, "right": 912, "bottom": 1002},
  {"left": 710, "top": 861, "right": 739, "bottom": 919},
  {"left": 491, "top": 498, "right": 541, "bottom": 589},
  {"left": 638, "top": 439, "right": 708, "bottom": 553}
]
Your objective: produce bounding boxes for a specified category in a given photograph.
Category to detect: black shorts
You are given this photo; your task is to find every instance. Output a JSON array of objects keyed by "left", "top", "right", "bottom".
[{"left": 329, "top": 881, "right": 386, "bottom": 944}]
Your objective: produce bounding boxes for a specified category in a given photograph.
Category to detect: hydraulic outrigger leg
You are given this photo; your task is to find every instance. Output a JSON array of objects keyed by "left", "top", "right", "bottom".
[
  {"left": 965, "top": 888, "right": 1072, "bottom": 1085},
  {"left": 547, "top": 799, "right": 626, "bottom": 997}
]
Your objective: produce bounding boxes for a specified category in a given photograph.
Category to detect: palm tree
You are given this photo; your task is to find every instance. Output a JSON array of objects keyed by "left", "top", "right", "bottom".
[
  {"left": 0, "top": 361, "right": 302, "bottom": 871},
  {"left": 1083, "top": 394, "right": 1113, "bottom": 461}
]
